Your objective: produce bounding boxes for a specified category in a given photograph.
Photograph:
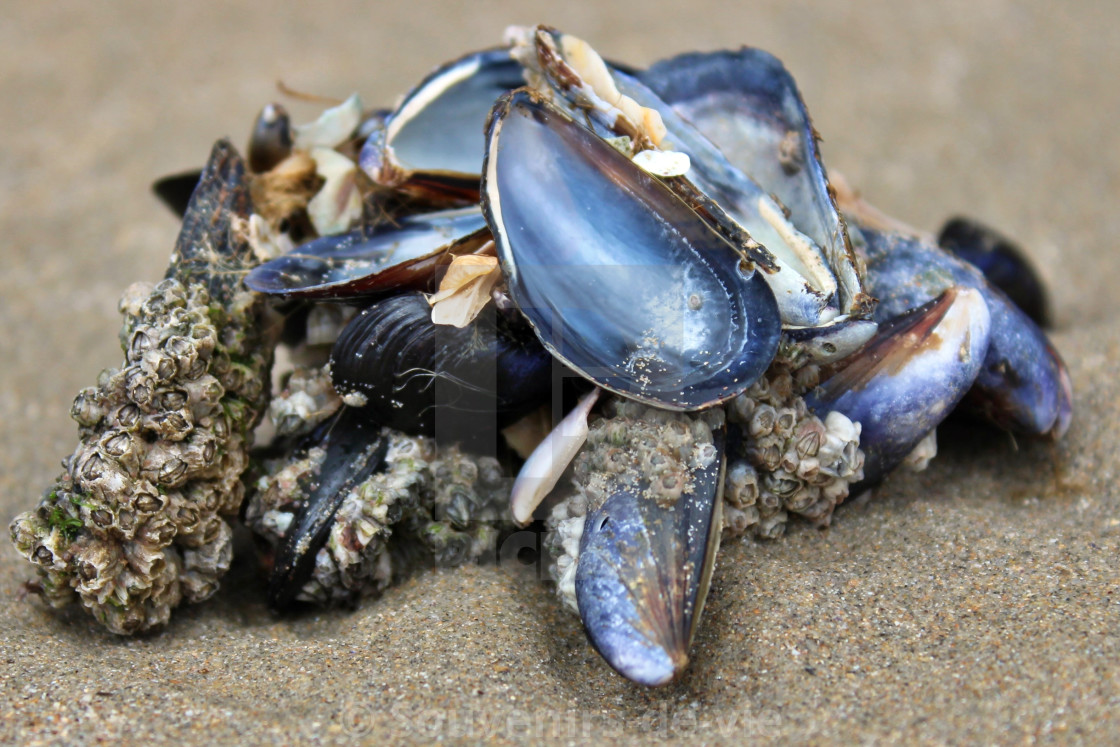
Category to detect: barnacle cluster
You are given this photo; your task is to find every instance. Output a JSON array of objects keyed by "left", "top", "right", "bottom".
[
  {"left": 246, "top": 374, "right": 513, "bottom": 605},
  {"left": 268, "top": 365, "right": 342, "bottom": 439},
  {"left": 542, "top": 363, "right": 864, "bottom": 613},
  {"left": 9, "top": 143, "right": 274, "bottom": 634},
  {"left": 723, "top": 363, "right": 865, "bottom": 539}
]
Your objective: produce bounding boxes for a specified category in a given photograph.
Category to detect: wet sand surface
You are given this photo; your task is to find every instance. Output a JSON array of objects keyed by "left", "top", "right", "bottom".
[{"left": 2, "top": 2, "right": 1117, "bottom": 743}]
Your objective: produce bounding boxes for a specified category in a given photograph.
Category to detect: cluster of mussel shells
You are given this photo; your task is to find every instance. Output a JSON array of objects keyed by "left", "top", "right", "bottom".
[{"left": 158, "top": 26, "right": 1072, "bottom": 686}]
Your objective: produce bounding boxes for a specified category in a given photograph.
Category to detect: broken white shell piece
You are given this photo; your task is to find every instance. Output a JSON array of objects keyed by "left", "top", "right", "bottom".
[
  {"left": 632, "top": 149, "right": 691, "bottom": 177},
  {"left": 306, "top": 147, "right": 362, "bottom": 237},
  {"left": 428, "top": 252, "right": 501, "bottom": 328},
  {"left": 247, "top": 213, "right": 295, "bottom": 263},
  {"left": 901, "top": 429, "right": 938, "bottom": 472},
  {"left": 510, "top": 388, "right": 601, "bottom": 526},
  {"left": 557, "top": 32, "right": 667, "bottom": 146},
  {"left": 292, "top": 93, "right": 364, "bottom": 150}
]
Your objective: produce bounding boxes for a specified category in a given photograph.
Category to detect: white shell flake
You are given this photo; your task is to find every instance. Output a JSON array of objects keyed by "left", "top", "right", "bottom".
[{"left": 631, "top": 149, "right": 691, "bottom": 177}]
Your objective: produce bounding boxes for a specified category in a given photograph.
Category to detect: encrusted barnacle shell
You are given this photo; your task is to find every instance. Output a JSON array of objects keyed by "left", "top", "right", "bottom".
[
  {"left": 547, "top": 398, "right": 724, "bottom": 610},
  {"left": 246, "top": 394, "right": 515, "bottom": 606},
  {"left": 545, "top": 396, "right": 726, "bottom": 686},
  {"left": 8, "top": 141, "right": 276, "bottom": 634},
  {"left": 268, "top": 365, "right": 343, "bottom": 438}
]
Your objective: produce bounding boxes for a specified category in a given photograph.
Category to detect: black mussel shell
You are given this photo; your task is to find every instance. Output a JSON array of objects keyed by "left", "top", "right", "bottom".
[
  {"left": 359, "top": 48, "right": 526, "bottom": 204},
  {"left": 482, "top": 90, "right": 781, "bottom": 411},
  {"left": 243, "top": 207, "right": 490, "bottom": 300},
  {"left": 152, "top": 169, "right": 203, "bottom": 218},
  {"left": 938, "top": 217, "right": 1050, "bottom": 327},
  {"left": 247, "top": 103, "right": 293, "bottom": 174},
  {"left": 268, "top": 411, "right": 390, "bottom": 610},
  {"left": 330, "top": 292, "right": 555, "bottom": 443}
]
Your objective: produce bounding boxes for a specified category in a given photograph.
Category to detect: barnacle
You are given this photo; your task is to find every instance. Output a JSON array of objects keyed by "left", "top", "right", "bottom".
[
  {"left": 723, "top": 363, "right": 865, "bottom": 538},
  {"left": 9, "top": 142, "right": 274, "bottom": 634},
  {"left": 245, "top": 382, "right": 513, "bottom": 605}
]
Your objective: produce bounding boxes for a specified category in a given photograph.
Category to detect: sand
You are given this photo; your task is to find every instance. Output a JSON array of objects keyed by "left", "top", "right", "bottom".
[{"left": 2, "top": 2, "right": 1117, "bottom": 743}]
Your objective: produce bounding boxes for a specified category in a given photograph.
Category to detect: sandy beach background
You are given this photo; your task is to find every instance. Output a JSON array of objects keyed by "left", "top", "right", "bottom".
[{"left": 2, "top": 1, "right": 1117, "bottom": 743}]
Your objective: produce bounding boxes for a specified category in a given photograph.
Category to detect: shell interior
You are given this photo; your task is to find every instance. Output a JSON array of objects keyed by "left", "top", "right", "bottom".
[
  {"left": 359, "top": 48, "right": 525, "bottom": 189},
  {"left": 633, "top": 52, "right": 869, "bottom": 320},
  {"left": 243, "top": 207, "right": 489, "bottom": 300},
  {"left": 482, "top": 90, "right": 781, "bottom": 411}
]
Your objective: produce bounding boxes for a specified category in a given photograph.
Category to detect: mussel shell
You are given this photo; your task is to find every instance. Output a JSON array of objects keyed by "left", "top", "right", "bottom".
[
  {"left": 170, "top": 141, "right": 257, "bottom": 301},
  {"left": 860, "top": 225, "right": 1071, "bottom": 438},
  {"left": 247, "top": 103, "right": 293, "bottom": 174},
  {"left": 268, "top": 411, "right": 389, "bottom": 610},
  {"left": 633, "top": 51, "right": 869, "bottom": 320},
  {"left": 938, "top": 217, "right": 1050, "bottom": 327},
  {"left": 330, "top": 292, "right": 555, "bottom": 442},
  {"left": 636, "top": 53, "right": 860, "bottom": 318},
  {"left": 359, "top": 48, "right": 526, "bottom": 203},
  {"left": 152, "top": 169, "right": 203, "bottom": 218},
  {"left": 806, "top": 287, "right": 992, "bottom": 483},
  {"left": 482, "top": 90, "right": 781, "bottom": 411},
  {"left": 576, "top": 420, "right": 726, "bottom": 686},
  {"left": 243, "top": 208, "right": 490, "bottom": 300}
]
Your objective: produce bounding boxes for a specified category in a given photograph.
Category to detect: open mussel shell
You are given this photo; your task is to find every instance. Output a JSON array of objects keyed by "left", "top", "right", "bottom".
[
  {"left": 359, "top": 48, "right": 526, "bottom": 204},
  {"left": 513, "top": 26, "right": 839, "bottom": 327},
  {"left": 806, "top": 287, "right": 992, "bottom": 483},
  {"left": 329, "top": 292, "right": 554, "bottom": 443},
  {"left": 576, "top": 420, "right": 726, "bottom": 687},
  {"left": 243, "top": 207, "right": 490, "bottom": 300},
  {"left": 859, "top": 224, "right": 1071, "bottom": 438},
  {"left": 482, "top": 90, "right": 781, "bottom": 411},
  {"left": 634, "top": 50, "right": 869, "bottom": 322},
  {"left": 268, "top": 411, "right": 390, "bottom": 610},
  {"left": 938, "top": 217, "right": 1050, "bottom": 327}
]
